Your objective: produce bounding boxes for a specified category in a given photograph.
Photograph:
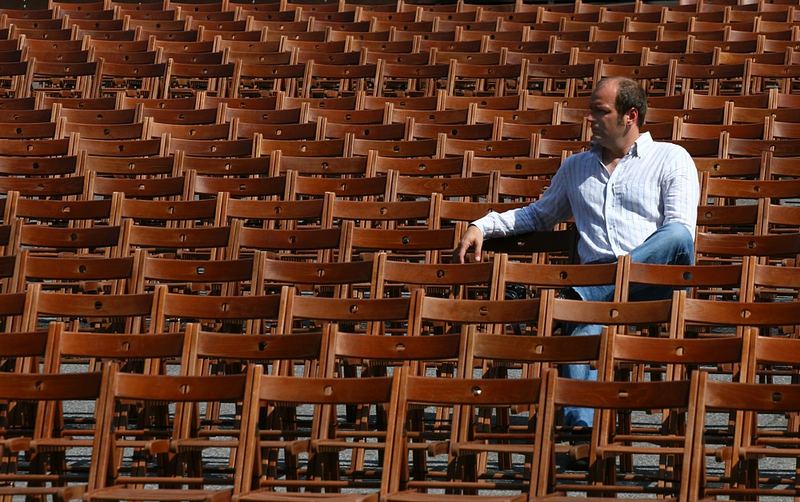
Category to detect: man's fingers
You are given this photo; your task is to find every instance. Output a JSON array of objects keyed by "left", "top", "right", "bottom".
[
  {"left": 454, "top": 241, "right": 468, "bottom": 264},
  {"left": 473, "top": 239, "right": 482, "bottom": 262}
]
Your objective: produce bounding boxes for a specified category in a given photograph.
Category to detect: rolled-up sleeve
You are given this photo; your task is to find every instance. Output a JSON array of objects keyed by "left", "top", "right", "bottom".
[
  {"left": 661, "top": 148, "right": 699, "bottom": 237},
  {"left": 471, "top": 166, "right": 573, "bottom": 239}
]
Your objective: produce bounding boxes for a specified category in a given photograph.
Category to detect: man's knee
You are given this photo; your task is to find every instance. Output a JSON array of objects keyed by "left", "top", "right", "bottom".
[
  {"left": 633, "top": 222, "right": 695, "bottom": 265},
  {"left": 659, "top": 223, "right": 695, "bottom": 262}
]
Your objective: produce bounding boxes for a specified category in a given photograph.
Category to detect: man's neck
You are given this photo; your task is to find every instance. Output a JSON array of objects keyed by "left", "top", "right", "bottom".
[{"left": 602, "top": 133, "right": 639, "bottom": 165}]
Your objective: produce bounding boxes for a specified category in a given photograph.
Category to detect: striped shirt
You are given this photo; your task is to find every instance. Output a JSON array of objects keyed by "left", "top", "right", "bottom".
[{"left": 471, "top": 132, "right": 700, "bottom": 264}]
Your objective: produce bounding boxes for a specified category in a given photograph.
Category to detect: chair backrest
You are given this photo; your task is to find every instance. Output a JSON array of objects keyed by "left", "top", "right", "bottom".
[
  {"left": 45, "top": 320, "right": 190, "bottom": 376},
  {"left": 24, "top": 283, "right": 155, "bottom": 334},
  {"left": 15, "top": 251, "right": 133, "bottom": 294},
  {"left": 155, "top": 284, "right": 283, "bottom": 335}
]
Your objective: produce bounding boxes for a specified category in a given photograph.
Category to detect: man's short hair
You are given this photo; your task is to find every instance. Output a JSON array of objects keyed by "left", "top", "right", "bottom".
[{"left": 598, "top": 77, "right": 648, "bottom": 128}]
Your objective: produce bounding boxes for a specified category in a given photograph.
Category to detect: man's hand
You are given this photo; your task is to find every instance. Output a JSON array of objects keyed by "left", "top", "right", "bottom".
[{"left": 454, "top": 225, "right": 484, "bottom": 263}]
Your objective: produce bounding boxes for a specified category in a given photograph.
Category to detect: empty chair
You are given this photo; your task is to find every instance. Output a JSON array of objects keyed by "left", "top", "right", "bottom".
[
  {"left": 535, "top": 370, "right": 695, "bottom": 499},
  {"left": 85, "top": 364, "right": 256, "bottom": 501},
  {"left": 153, "top": 285, "right": 282, "bottom": 335},
  {"left": 385, "top": 367, "right": 543, "bottom": 500},
  {"left": 236, "top": 369, "right": 396, "bottom": 501},
  {"left": 690, "top": 371, "right": 800, "bottom": 500},
  {"left": 0, "top": 370, "right": 106, "bottom": 501}
]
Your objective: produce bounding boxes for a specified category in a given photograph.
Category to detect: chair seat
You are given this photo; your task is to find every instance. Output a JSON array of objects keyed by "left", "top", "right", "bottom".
[
  {"left": 237, "top": 492, "right": 377, "bottom": 502},
  {"left": 88, "top": 487, "right": 232, "bottom": 501},
  {"left": 386, "top": 493, "right": 527, "bottom": 502}
]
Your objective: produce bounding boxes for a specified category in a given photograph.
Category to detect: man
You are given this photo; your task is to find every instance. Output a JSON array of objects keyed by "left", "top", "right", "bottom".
[{"left": 454, "top": 77, "right": 699, "bottom": 426}]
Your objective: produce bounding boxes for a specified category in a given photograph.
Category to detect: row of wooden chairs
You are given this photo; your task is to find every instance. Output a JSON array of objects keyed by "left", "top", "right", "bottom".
[
  {"left": 36, "top": 0, "right": 800, "bottom": 24},
  {"left": 0, "top": 191, "right": 797, "bottom": 261},
  {"left": 5, "top": 339, "right": 800, "bottom": 500},
  {"left": 1, "top": 251, "right": 797, "bottom": 333},
  {"left": 5, "top": 127, "right": 800, "bottom": 164},
  {"left": 2, "top": 49, "right": 799, "bottom": 99},
  {"left": 12, "top": 2, "right": 800, "bottom": 42},
  {"left": 39, "top": 0, "right": 800, "bottom": 16},
  {"left": 12, "top": 107, "right": 800, "bottom": 145}
]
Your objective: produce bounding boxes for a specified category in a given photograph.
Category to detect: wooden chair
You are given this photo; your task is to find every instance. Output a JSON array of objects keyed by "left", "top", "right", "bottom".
[
  {"left": 668, "top": 62, "right": 746, "bottom": 96},
  {"left": 302, "top": 60, "right": 379, "bottom": 99},
  {"left": 724, "top": 137, "right": 800, "bottom": 158},
  {"left": 535, "top": 369, "right": 696, "bottom": 500},
  {"left": 445, "top": 60, "right": 522, "bottom": 98},
  {"left": 30, "top": 60, "right": 100, "bottom": 99},
  {"left": 495, "top": 255, "right": 621, "bottom": 302},
  {"left": 695, "top": 232, "right": 800, "bottom": 266},
  {"left": 384, "top": 367, "right": 543, "bottom": 500},
  {"left": 163, "top": 59, "right": 236, "bottom": 98},
  {"left": 674, "top": 289, "right": 800, "bottom": 343},
  {"left": 283, "top": 285, "right": 414, "bottom": 336},
  {"left": 86, "top": 363, "right": 256, "bottom": 501},
  {"left": 231, "top": 61, "right": 305, "bottom": 98},
  {"left": 130, "top": 250, "right": 253, "bottom": 296},
  {"left": 0, "top": 370, "right": 107, "bottom": 502},
  {"left": 0, "top": 60, "right": 32, "bottom": 98},
  {"left": 367, "top": 152, "right": 464, "bottom": 178},
  {"left": 351, "top": 137, "right": 439, "bottom": 157},
  {"left": 521, "top": 62, "right": 594, "bottom": 97},
  {"left": 235, "top": 368, "right": 395, "bottom": 501},
  {"left": 394, "top": 173, "right": 491, "bottom": 202},
  {"left": 96, "top": 60, "right": 167, "bottom": 99},
  {"left": 164, "top": 136, "right": 255, "bottom": 158},
  {"left": 328, "top": 197, "right": 435, "bottom": 230},
  {"left": 345, "top": 225, "right": 456, "bottom": 264},
  {"left": 230, "top": 219, "right": 349, "bottom": 262},
  {"left": 442, "top": 136, "right": 533, "bottom": 158},
  {"left": 14, "top": 250, "right": 133, "bottom": 295},
  {"left": 114, "top": 196, "right": 220, "bottom": 228},
  {"left": 689, "top": 371, "right": 800, "bottom": 500},
  {"left": 23, "top": 283, "right": 155, "bottom": 335},
  {"left": 15, "top": 221, "right": 123, "bottom": 259},
  {"left": 143, "top": 106, "right": 220, "bottom": 125},
  {"left": 743, "top": 59, "right": 800, "bottom": 95},
  {"left": 89, "top": 173, "right": 188, "bottom": 201},
  {"left": 189, "top": 172, "right": 289, "bottom": 200},
  {"left": 149, "top": 120, "right": 233, "bottom": 140},
  {"left": 77, "top": 137, "right": 164, "bottom": 158},
  {"left": 618, "top": 254, "right": 746, "bottom": 303},
  {"left": 121, "top": 220, "right": 233, "bottom": 260},
  {"left": 45, "top": 319, "right": 190, "bottom": 377},
  {"left": 153, "top": 284, "right": 282, "bottom": 335},
  {"left": 464, "top": 153, "right": 560, "bottom": 178},
  {"left": 374, "top": 61, "right": 448, "bottom": 97},
  {"left": 0, "top": 137, "right": 73, "bottom": 158},
  {"left": 255, "top": 253, "right": 374, "bottom": 298}
]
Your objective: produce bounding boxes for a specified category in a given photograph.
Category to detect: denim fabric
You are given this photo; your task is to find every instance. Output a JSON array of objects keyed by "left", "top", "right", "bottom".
[{"left": 562, "top": 223, "right": 695, "bottom": 427}]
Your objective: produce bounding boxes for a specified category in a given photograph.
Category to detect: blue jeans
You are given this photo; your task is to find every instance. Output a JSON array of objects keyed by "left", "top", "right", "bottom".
[{"left": 562, "top": 223, "right": 695, "bottom": 427}]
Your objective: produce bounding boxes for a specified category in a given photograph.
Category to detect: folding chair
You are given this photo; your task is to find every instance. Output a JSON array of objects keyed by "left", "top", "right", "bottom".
[
  {"left": 535, "top": 370, "right": 696, "bottom": 499},
  {"left": 384, "top": 367, "right": 543, "bottom": 500},
  {"left": 86, "top": 364, "right": 257, "bottom": 501},
  {"left": 235, "top": 369, "right": 395, "bottom": 501}
]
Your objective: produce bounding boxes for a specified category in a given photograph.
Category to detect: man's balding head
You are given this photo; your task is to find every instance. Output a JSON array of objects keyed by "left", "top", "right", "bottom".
[{"left": 594, "top": 77, "right": 647, "bottom": 128}]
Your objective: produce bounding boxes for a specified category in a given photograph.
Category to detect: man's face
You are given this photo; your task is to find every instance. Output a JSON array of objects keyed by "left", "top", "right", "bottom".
[{"left": 587, "top": 83, "right": 628, "bottom": 147}]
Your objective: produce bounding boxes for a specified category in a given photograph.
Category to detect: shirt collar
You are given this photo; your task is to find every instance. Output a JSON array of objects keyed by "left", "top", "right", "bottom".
[{"left": 592, "top": 131, "right": 653, "bottom": 161}]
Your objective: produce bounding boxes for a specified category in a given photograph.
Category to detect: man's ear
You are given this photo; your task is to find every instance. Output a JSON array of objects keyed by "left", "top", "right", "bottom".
[{"left": 626, "top": 107, "right": 638, "bottom": 126}]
